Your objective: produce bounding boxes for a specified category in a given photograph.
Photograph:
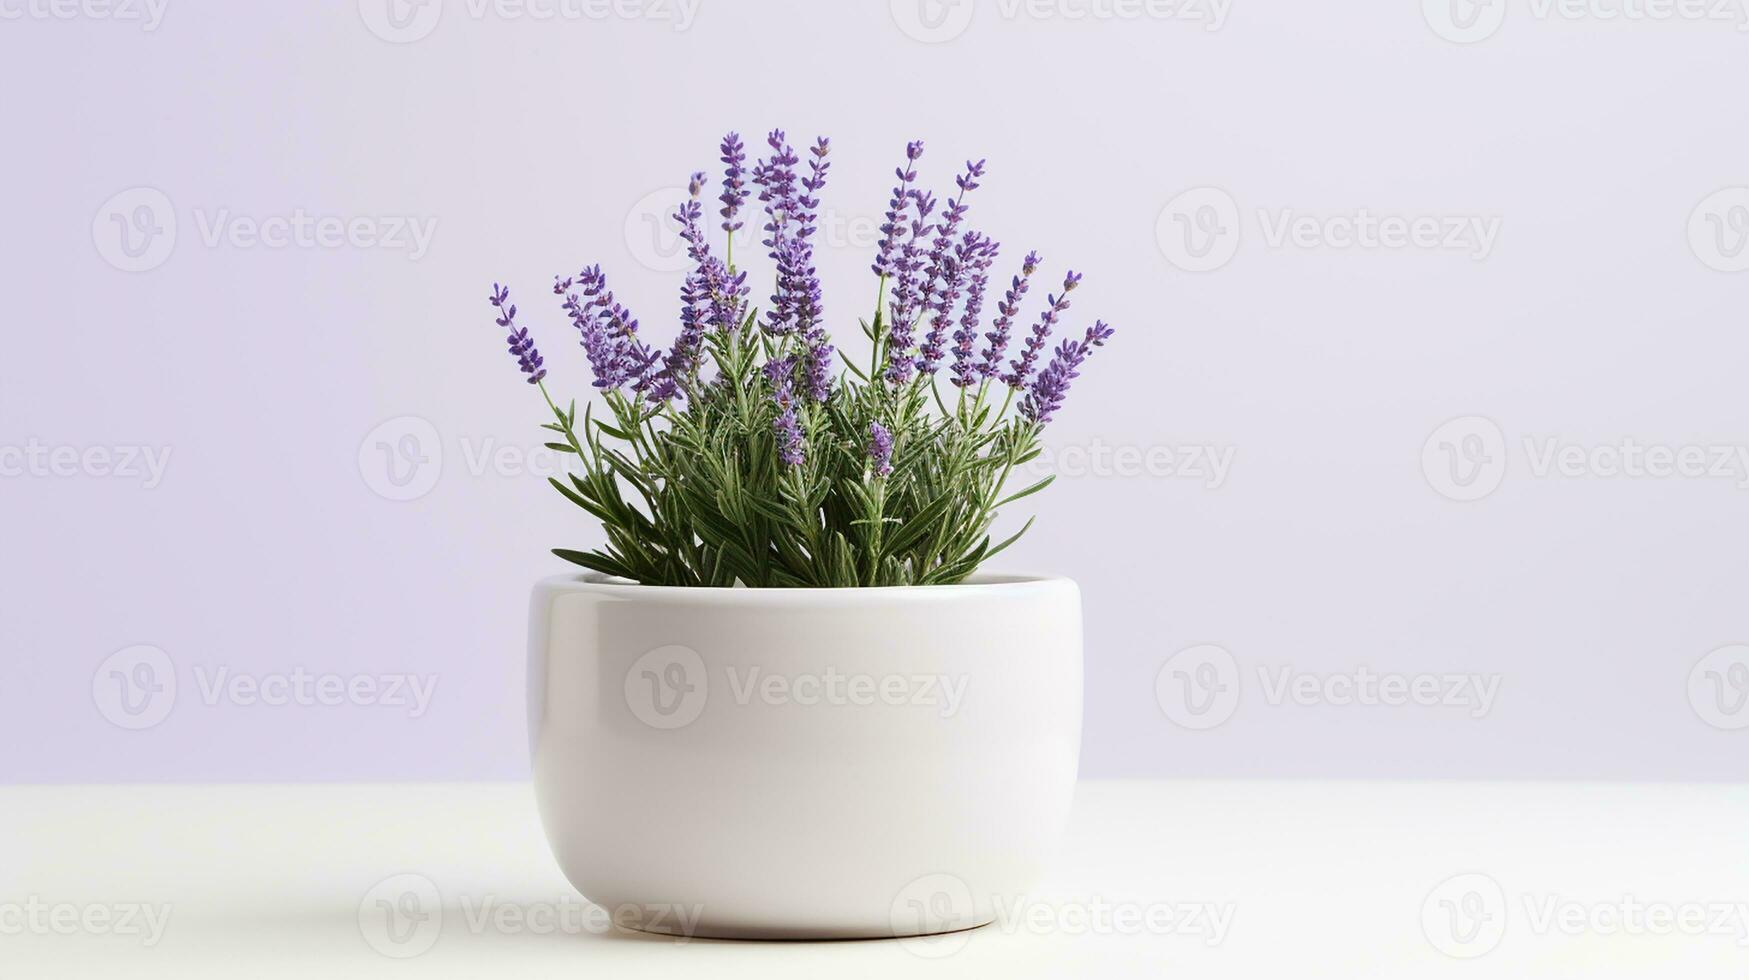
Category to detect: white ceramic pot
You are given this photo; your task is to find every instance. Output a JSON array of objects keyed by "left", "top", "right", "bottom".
[{"left": 527, "top": 572, "right": 1083, "bottom": 940}]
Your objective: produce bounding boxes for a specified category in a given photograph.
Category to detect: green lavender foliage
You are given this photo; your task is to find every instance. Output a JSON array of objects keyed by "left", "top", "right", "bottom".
[{"left": 537, "top": 302, "right": 1053, "bottom": 588}]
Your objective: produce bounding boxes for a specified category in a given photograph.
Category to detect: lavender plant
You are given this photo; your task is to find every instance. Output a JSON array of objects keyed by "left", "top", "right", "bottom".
[{"left": 487, "top": 131, "right": 1114, "bottom": 587}]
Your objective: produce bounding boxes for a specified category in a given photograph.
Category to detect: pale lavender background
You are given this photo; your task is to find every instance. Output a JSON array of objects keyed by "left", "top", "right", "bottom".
[{"left": 3, "top": 0, "right": 1745, "bottom": 783}]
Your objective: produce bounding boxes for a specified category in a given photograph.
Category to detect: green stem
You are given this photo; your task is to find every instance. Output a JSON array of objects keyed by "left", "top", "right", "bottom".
[{"left": 870, "top": 275, "right": 888, "bottom": 387}]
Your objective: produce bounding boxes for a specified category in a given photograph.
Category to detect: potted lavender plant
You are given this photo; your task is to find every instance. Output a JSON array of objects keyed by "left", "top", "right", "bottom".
[{"left": 497, "top": 132, "right": 1114, "bottom": 940}]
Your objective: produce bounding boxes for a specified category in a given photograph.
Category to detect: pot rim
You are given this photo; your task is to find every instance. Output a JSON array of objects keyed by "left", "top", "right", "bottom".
[{"left": 536, "top": 570, "right": 1075, "bottom": 602}]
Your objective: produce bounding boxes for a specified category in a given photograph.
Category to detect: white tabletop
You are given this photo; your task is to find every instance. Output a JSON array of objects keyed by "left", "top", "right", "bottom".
[{"left": 3, "top": 780, "right": 1744, "bottom": 977}]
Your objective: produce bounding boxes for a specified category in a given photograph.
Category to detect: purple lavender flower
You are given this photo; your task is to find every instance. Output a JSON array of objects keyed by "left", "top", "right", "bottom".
[
  {"left": 772, "top": 235, "right": 833, "bottom": 402},
  {"left": 674, "top": 171, "right": 711, "bottom": 266},
  {"left": 703, "top": 257, "right": 749, "bottom": 334},
  {"left": 718, "top": 132, "right": 748, "bottom": 235},
  {"left": 754, "top": 131, "right": 805, "bottom": 336},
  {"left": 885, "top": 188, "right": 937, "bottom": 383},
  {"left": 797, "top": 137, "right": 829, "bottom": 243},
  {"left": 978, "top": 251, "right": 1039, "bottom": 381},
  {"left": 921, "top": 229, "right": 996, "bottom": 378},
  {"left": 1018, "top": 321, "right": 1114, "bottom": 425},
  {"left": 872, "top": 140, "right": 923, "bottom": 280},
  {"left": 765, "top": 359, "right": 806, "bottom": 466},
  {"left": 867, "top": 420, "right": 894, "bottom": 478},
  {"left": 565, "top": 264, "right": 658, "bottom": 391},
  {"left": 754, "top": 130, "right": 800, "bottom": 256},
  {"left": 649, "top": 267, "right": 709, "bottom": 402},
  {"left": 916, "top": 159, "right": 986, "bottom": 324},
  {"left": 489, "top": 284, "right": 546, "bottom": 384},
  {"left": 1005, "top": 269, "right": 1082, "bottom": 389},
  {"left": 559, "top": 285, "right": 619, "bottom": 389},
  {"left": 949, "top": 236, "right": 1000, "bottom": 388},
  {"left": 801, "top": 330, "right": 834, "bottom": 402}
]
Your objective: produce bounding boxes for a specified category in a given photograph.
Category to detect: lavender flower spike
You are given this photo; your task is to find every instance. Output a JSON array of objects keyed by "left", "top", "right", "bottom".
[
  {"left": 914, "top": 160, "right": 987, "bottom": 375},
  {"left": 867, "top": 420, "right": 894, "bottom": 478},
  {"left": 489, "top": 284, "right": 546, "bottom": 384},
  {"left": 949, "top": 236, "right": 999, "bottom": 388},
  {"left": 650, "top": 266, "right": 709, "bottom": 403},
  {"left": 885, "top": 188, "right": 937, "bottom": 383},
  {"left": 1019, "top": 320, "right": 1115, "bottom": 425},
  {"left": 569, "top": 264, "right": 657, "bottom": 391},
  {"left": 718, "top": 132, "right": 749, "bottom": 235},
  {"left": 754, "top": 130, "right": 804, "bottom": 336},
  {"left": 872, "top": 140, "right": 923, "bottom": 279},
  {"left": 674, "top": 171, "right": 712, "bottom": 266},
  {"left": 978, "top": 250, "right": 1039, "bottom": 381},
  {"left": 797, "top": 137, "right": 830, "bottom": 242},
  {"left": 766, "top": 359, "right": 806, "bottom": 467},
  {"left": 1005, "top": 269, "right": 1082, "bottom": 389}
]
